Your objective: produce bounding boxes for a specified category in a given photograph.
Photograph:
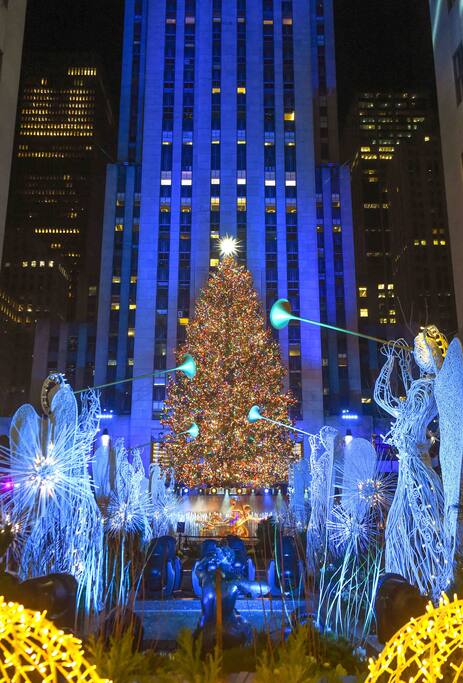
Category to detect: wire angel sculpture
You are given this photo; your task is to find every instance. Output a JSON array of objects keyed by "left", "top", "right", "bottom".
[
  {"left": 434, "top": 336, "right": 463, "bottom": 560},
  {"left": 374, "top": 329, "right": 453, "bottom": 599},
  {"left": 149, "top": 461, "right": 183, "bottom": 538},
  {"left": 0, "top": 374, "right": 104, "bottom": 614},
  {"left": 101, "top": 439, "right": 153, "bottom": 609}
]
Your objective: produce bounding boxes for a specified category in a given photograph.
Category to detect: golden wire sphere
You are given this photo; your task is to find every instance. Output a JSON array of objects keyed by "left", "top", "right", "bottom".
[
  {"left": 366, "top": 593, "right": 463, "bottom": 682},
  {"left": 0, "top": 598, "right": 110, "bottom": 682}
]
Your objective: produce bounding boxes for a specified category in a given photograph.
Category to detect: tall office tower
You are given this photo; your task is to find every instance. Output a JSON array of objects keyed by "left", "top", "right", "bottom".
[
  {"left": 342, "top": 92, "right": 455, "bottom": 407},
  {"left": 0, "top": 0, "right": 27, "bottom": 263},
  {"left": 2, "top": 55, "right": 115, "bottom": 324},
  {"left": 0, "top": 55, "right": 114, "bottom": 412},
  {"left": 387, "top": 132, "right": 456, "bottom": 334},
  {"left": 95, "top": 0, "right": 361, "bottom": 459},
  {"left": 429, "top": 0, "right": 463, "bottom": 335}
]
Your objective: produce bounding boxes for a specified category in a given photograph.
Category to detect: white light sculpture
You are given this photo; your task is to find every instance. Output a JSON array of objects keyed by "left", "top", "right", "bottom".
[
  {"left": 434, "top": 337, "right": 463, "bottom": 559},
  {"left": 1, "top": 375, "right": 104, "bottom": 613},
  {"left": 317, "top": 435, "right": 392, "bottom": 642},
  {"left": 306, "top": 427, "right": 338, "bottom": 570},
  {"left": 374, "top": 332, "right": 452, "bottom": 599},
  {"left": 149, "top": 461, "right": 183, "bottom": 538},
  {"left": 106, "top": 440, "right": 152, "bottom": 542}
]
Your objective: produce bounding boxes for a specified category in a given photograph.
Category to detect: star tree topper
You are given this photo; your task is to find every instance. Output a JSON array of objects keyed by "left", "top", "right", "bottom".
[{"left": 219, "top": 235, "right": 240, "bottom": 258}]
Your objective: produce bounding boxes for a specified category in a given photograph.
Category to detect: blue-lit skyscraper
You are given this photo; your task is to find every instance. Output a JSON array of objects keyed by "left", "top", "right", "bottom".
[{"left": 95, "top": 0, "right": 361, "bottom": 458}]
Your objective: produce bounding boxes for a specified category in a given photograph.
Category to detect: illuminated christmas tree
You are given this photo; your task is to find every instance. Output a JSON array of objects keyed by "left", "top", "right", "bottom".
[{"left": 162, "top": 242, "right": 296, "bottom": 487}]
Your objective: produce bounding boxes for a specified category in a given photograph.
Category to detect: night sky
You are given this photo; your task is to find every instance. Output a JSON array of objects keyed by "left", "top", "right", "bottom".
[{"left": 22, "top": 0, "right": 436, "bottom": 127}]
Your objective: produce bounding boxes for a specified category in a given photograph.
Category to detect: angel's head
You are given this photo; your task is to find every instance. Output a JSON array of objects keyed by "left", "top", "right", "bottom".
[{"left": 413, "top": 325, "right": 448, "bottom": 374}]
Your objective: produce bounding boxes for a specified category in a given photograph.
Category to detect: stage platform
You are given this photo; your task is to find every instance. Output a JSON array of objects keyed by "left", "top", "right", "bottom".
[{"left": 135, "top": 597, "right": 307, "bottom": 644}]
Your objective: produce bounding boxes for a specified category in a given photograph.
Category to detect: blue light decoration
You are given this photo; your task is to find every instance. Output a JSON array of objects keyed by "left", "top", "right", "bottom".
[
  {"left": 341, "top": 409, "right": 358, "bottom": 421},
  {"left": 97, "top": 409, "right": 114, "bottom": 420},
  {"left": 247, "top": 405, "right": 312, "bottom": 437},
  {"left": 269, "top": 298, "right": 411, "bottom": 349},
  {"left": 178, "top": 422, "right": 199, "bottom": 439},
  {"left": 74, "top": 353, "right": 197, "bottom": 394}
]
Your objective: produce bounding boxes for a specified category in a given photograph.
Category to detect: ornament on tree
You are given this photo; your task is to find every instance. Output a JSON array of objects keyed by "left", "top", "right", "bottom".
[{"left": 162, "top": 256, "right": 296, "bottom": 487}]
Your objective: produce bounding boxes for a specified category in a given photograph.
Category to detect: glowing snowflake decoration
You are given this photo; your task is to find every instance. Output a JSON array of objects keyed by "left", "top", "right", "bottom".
[
  {"left": 328, "top": 504, "right": 376, "bottom": 556},
  {"left": 219, "top": 234, "right": 240, "bottom": 257},
  {"left": 0, "top": 381, "right": 104, "bottom": 614}
]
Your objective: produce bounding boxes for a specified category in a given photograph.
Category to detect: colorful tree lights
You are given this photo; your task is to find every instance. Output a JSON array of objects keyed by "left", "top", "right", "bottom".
[{"left": 162, "top": 256, "right": 296, "bottom": 486}]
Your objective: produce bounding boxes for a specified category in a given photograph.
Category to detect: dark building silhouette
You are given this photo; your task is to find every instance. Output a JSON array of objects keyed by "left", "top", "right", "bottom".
[
  {"left": 0, "top": 54, "right": 115, "bottom": 411},
  {"left": 342, "top": 91, "right": 456, "bottom": 409}
]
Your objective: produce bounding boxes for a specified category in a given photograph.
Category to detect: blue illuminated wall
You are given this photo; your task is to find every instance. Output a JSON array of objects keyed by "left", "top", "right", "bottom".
[{"left": 95, "top": 0, "right": 361, "bottom": 460}]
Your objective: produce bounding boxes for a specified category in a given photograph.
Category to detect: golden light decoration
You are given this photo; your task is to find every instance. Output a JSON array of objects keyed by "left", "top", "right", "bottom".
[
  {"left": 218, "top": 234, "right": 240, "bottom": 258},
  {"left": 0, "top": 598, "right": 110, "bottom": 682},
  {"left": 366, "top": 593, "right": 463, "bottom": 682}
]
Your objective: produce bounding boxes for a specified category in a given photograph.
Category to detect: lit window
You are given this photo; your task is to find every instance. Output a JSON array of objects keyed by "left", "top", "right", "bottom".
[
  {"left": 128, "top": 329, "right": 135, "bottom": 336},
  {"left": 237, "top": 87, "right": 246, "bottom": 94},
  {"left": 377, "top": 283, "right": 385, "bottom": 290},
  {"left": 284, "top": 111, "right": 295, "bottom": 121},
  {"left": 359, "top": 287, "right": 367, "bottom": 298},
  {"left": 210, "top": 258, "right": 219, "bottom": 267},
  {"left": 178, "top": 318, "right": 189, "bottom": 326},
  {"left": 360, "top": 308, "right": 368, "bottom": 318}
]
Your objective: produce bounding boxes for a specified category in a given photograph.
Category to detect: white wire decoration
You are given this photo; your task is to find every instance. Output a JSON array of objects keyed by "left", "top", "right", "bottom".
[
  {"left": 149, "top": 461, "right": 183, "bottom": 538},
  {"left": 434, "top": 337, "right": 463, "bottom": 560},
  {"left": 106, "top": 439, "right": 152, "bottom": 542},
  {"left": 374, "top": 330, "right": 453, "bottom": 599},
  {"left": 306, "top": 427, "right": 338, "bottom": 571},
  {"left": 0, "top": 375, "right": 104, "bottom": 613}
]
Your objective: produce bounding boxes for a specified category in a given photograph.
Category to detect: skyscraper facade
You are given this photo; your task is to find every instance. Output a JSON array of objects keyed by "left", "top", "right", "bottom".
[
  {"left": 3, "top": 56, "right": 115, "bottom": 323},
  {"left": 0, "top": 0, "right": 27, "bottom": 262},
  {"left": 342, "top": 91, "right": 455, "bottom": 409},
  {"left": 429, "top": 0, "right": 463, "bottom": 335},
  {"left": 95, "top": 0, "right": 361, "bottom": 457},
  {"left": 0, "top": 55, "right": 115, "bottom": 412}
]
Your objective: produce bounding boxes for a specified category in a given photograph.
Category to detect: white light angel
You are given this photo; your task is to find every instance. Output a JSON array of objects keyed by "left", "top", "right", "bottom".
[
  {"left": 0, "top": 374, "right": 104, "bottom": 613},
  {"left": 374, "top": 327, "right": 453, "bottom": 598}
]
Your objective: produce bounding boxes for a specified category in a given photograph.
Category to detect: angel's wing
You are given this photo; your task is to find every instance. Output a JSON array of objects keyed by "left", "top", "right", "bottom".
[
  {"left": 341, "top": 438, "right": 377, "bottom": 517},
  {"left": 434, "top": 337, "right": 463, "bottom": 548}
]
